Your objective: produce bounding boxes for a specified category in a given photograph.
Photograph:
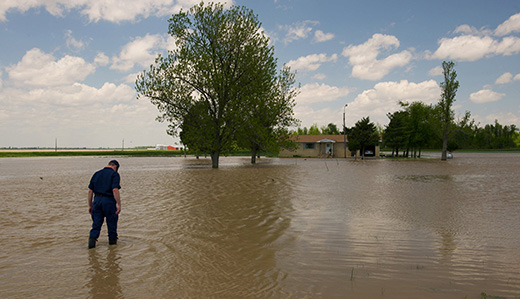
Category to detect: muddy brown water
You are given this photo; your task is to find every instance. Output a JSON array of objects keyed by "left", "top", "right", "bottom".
[{"left": 0, "top": 153, "right": 519, "bottom": 298}]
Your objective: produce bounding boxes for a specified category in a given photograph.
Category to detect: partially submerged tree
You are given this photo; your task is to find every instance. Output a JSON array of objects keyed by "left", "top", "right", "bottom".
[
  {"left": 136, "top": 2, "right": 296, "bottom": 168},
  {"left": 437, "top": 61, "right": 459, "bottom": 161},
  {"left": 236, "top": 66, "right": 299, "bottom": 164},
  {"left": 383, "top": 110, "right": 409, "bottom": 157},
  {"left": 349, "top": 117, "right": 379, "bottom": 160}
]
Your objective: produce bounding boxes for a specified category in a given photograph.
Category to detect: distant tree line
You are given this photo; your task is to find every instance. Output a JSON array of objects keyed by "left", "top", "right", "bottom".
[
  {"left": 294, "top": 104, "right": 518, "bottom": 158},
  {"left": 292, "top": 61, "right": 519, "bottom": 159}
]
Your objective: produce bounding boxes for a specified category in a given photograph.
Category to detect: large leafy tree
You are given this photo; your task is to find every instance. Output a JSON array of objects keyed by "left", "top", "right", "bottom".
[
  {"left": 402, "top": 101, "right": 435, "bottom": 158},
  {"left": 136, "top": 2, "right": 291, "bottom": 168},
  {"left": 236, "top": 66, "right": 299, "bottom": 164},
  {"left": 383, "top": 110, "right": 409, "bottom": 157},
  {"left": 349, "top": 117, "right": 379, "bottom": 160}
]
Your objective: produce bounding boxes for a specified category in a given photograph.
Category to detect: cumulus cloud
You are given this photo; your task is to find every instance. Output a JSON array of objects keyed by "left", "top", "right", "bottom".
[
  {"left": 430, "top": 35, "right": 496, "bottom": 61},
  {"left": 430, "top": 13, "right": 520, "bottom": 61},
  {"left": 314, "top": 30, "right": 334, "bottom": 43},
  {"left": 94, "top": 52, "right": 110, "bottom": 66},
  {"left": 281, "top": 20, "right": 318, "bottom": 44},
  {"left": 296, "top": 83, "right": 350, "bottom": 106},
  {"left": 0, "top": 69, "right": 2, "bottom": 88},
  {"left": 0, "top": 0, "right": 231, "bottom": 23},
  {"left": 111, "top": 34, "right": 174, "bottom": 71},
  {"left": 428, "top": 66, "right": 443, "bottom": 76},
  {"left": 479, "top": 112, "right": 520, "bottom": 126},
  {"left": 294, "top": 105, "right": 339, "bottom": 129},
  {"left": 342, "top": 33, "right": 413, "bottom": 81},
  {"left": 6, "top": 48, "right": 95, "bottom": 87},
  {"left": 495, "top": 72, "right": 513, "bottom": 84},
  {"left": 287, "top": 53, "right": 338, "bottom": 72},
  {"left": 495, "top": 12, "right": 520, "bottom": 36},
  {"left": 0, "top": 82, "right": 171, "bottom": 147},
  {"left": 345, "top": 80, "right": 440, "bottom": 126},
  {"left": 470, "top": 89, "right": 505, "bottom": 104}
]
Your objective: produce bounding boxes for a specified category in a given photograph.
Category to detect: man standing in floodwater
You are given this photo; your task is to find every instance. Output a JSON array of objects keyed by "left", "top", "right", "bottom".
[{"left": 87, "top": 160, "right": 121, "bottom": 249}]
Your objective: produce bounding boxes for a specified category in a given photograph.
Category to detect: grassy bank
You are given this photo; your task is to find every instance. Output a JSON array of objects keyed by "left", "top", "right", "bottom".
[
  {"left": 0, "top": 150, "right": 183, "bottom": 158},
  {"left": 0, "top": 149, "right": 259, "bottom": 158}
]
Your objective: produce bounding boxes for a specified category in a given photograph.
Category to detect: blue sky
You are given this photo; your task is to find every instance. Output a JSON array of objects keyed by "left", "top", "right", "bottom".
[{"left": 1, "top": 0, "right": 520, "bottom": 148}]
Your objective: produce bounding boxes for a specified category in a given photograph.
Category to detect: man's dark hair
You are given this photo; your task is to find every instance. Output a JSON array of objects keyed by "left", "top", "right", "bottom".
[{"left": 109, "top": 160, "right": 120, "bottom": 172}]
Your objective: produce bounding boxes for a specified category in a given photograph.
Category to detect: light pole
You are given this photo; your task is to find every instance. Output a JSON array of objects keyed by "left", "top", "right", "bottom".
[{"left": 343, "top": 104, "right": 348, "bottom": 158}]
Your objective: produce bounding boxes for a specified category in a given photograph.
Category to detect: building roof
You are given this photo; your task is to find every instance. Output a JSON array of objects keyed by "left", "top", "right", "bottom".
[{"left": 289, "top": 135, "right": 347, "bottom": 142}]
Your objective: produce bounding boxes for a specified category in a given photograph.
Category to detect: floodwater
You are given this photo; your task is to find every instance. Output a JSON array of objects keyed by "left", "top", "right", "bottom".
[{"left": 0, "top": 153, "right": 519, "bottom": 298}]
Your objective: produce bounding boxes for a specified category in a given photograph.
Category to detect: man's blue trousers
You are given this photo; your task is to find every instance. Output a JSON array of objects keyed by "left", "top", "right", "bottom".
[{"left": 89, "top": 196, "right": 118, "bottom": 240}]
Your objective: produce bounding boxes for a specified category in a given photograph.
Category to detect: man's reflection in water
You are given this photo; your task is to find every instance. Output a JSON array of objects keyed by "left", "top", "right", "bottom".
[{"left": 87, "top": 248, "right": 123, "bottom": 299}]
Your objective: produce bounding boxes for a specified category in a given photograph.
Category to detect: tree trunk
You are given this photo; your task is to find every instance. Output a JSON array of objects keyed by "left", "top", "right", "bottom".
[
  {"left": 441, "top": 127, "right": 449, "bottom": 161},
  {"left": 251, "top": 147, "right": 257, "bottom": 164},
  {"left": 210, "top": 150, "right": 220, "bottom": 168}
]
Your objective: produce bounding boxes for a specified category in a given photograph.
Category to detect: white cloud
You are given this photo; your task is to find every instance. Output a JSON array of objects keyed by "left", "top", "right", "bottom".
[
  {"left": 287, "top": 53, "right": 337, "bottom": 72},
  {"left": 495, "top": 12, "right": 520, "bottom": 36},
  {"left": 342, "top": 33, "right": 412, "bottom": 80},
  {"left": 312, "top": 73, "right": 326, "bottom": 80},
  {"left": 479, "top": 112, "right": 520, "bottom": 126},
  {"left": 94, "top": 52, "right": 109, "bottom": 66},
  {"left": 296, "top": 83, "right": 350, "bottom": 106},
  {"left": 314, "top": 30, "right": 334, "bottom": 43},
  {"left": 111, "top": 34, "right": 174, "bottom": 71},
  {"left": 428, "top": 66, "right": 443, "bottom": 76},
  {"left": 0, "top": 69, "right": 2, "bottom": 88},
  {"left": 431, "top": 13, "right": 520, "bottom": 62},
  {"left": 453, "top": 24, "right": 481, "bottom": 35},
  {"left": 294, "top": 105, "right": 339, "bottom": 129},
  {"left": 0, "top": 0, "right": 232, "bottom": 23},
  {"left": 124, "top": 72, "right": 140, "bottom": 84},
  {"left": 346, "top": 80, "right": 440, "bottom": 126},
  {"left": 430, "top": 35, "right": 496, "bottom": 61},
  {"left": 470, "top": 89, "right": 505, "bottom": 104},
  {"left": 515, "top": 74, "right": 520, "bottom": 81},
  {"left": 495, "top": 72, "right": 513, "bottom": 84},
  {"left": 281, "top": 20, "right": 318, "bottom": 44},
  {"left": 494, "top": 36, "right": 520, "bottom": 56},
  {"left": 65, "top": 30, "right": 86, "bottom": 52},
  {"left": 6, "top": 48, "right": 95, "bottom": 87},
  {"left": 0, "top": 82, "right": 171, "bottom": 147}
]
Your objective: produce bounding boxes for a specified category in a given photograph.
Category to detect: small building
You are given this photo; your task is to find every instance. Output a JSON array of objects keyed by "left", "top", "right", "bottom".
[
  {"left": 278, "top": 135, "right": 379, "bottom": 158},
  {"left": 155, "top": 144, "right": 179, "bottom": 151}
]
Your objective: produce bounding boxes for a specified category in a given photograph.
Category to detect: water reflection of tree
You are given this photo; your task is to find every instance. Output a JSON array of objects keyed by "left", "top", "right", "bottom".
[
  {"left": 160, "top": 165, "right": 295, "bottom": 297},
  {"left": 87, "top": 248, "right": 123, "bottom": 299},
  {"left": 438, "top": 229, "right": 456, "bottom": 265}
]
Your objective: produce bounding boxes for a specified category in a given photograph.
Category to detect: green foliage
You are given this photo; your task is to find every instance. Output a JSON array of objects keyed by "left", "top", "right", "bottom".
[
  {"left": 235, "top": 65, "right": 300, "bottom": 163},
  {"left": 321, "top": 123, "right": 340, "bottom": 135},
  {"left": 308, "top": 123, "right": 321, "bottom": 135},
  {"left": 348, "top": 117, "right": 379, "bottom": 159},
  {"left": 293, "top": 123, "right": 341, "bottom": 135},
  {"left": 383, "top": 110, "right": 409, "bottom": 157},
  {"left": 136, "top": 2, "right": 297, "bottom": 168},
  {"left": 437, "top": 60, "right": 459, "bottom": 160}
]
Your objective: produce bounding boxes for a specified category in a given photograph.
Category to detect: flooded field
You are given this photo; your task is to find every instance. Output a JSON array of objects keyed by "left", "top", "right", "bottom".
[{"left": 0, "top": 153, "right": 519, "bottom": 298}]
